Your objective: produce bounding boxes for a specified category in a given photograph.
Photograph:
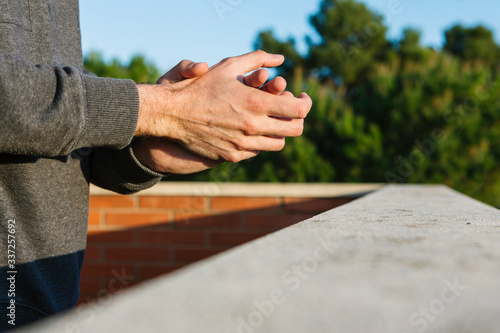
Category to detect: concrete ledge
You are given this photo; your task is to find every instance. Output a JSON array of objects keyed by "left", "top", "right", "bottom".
[
  {"left": 90, "top": 182, "right": 383, "bottom": 198},
  {"left": 23, "top": 185, "right": 500, "bottom": 333}
]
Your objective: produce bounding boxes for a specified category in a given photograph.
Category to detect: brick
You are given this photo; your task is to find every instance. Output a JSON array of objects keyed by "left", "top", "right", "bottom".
[
  {"left": 87, "top": 230, "right": 136, "bottom": 244},
  {"left": 246, "top": 214, "right": 313, "bottom": 229},
  {"left": 87, "top": 226, "right": 129, "bottom": 235},
  {"left": 89, "top": 196, "right": 135, "bottom": 208},
  {"left": 86, "top": 228, "right": 105, "bottom": 234},
  {"left": 79, "top": 278, "right": 101, "bottom": 293},
  {"left": 84, "top": 245, "right": 101, "bottom": 261},
  {"left": 140, "top": 230, "right": 206, "bottom": 245},
  {"left": 78, "top": 270, "right": 137, "bottom": 305},
  {"left": 210, "top": 231, "right": 268, "bottom": 246},
  {"left": 105, "top": 246, "right": 170, "bottom": 262},
  {"left": 105, "top": 213, "right": 172, "bottom": 227},
  {"left": 174, "top": 213, "right": 242, "bottom": 229},
  {"left": 211, "top": 197, "right": 280, "bottom": 212},
  {"left": 86, "top": 226, "right": 104, "bottom": 235},
  {"left": 140, "top": 196, "right": 206, "bottom": 210},
  {"left": 139, "top": 264, "right": 182, "bottom": 279},
  {"left": 88, "top": 212, "right": 100, "bottom": 225},
  {"left": 80, "top": 263, "right": 135, "bottom": 278},
  {"left": 174, "top": 248, "right": 224, "bottom": 262},
  {"left": 283, "top": 197, "right": 352, "bottom": 213},
  {"left": 133, "top": 224, "right": 174, "bottom": 232}
]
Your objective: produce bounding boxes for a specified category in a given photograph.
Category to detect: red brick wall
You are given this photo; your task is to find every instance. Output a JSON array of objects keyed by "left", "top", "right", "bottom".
[{"left": 79, "top": 193, "right": 353, "bottom": 304}]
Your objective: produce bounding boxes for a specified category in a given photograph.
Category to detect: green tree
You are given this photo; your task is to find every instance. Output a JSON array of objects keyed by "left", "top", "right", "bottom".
[
  {"left": 254, "top": 0, "right": 392, "bottom": 87},
  {"left": 254, "top": 30, "right": 304, "bottom": 78},
  {"left": 308, "top": 0, "right": 390, "bottom": 86},
  {"left": 398, "top": 28, "right": 428, "bottom": 63},
  {"left": 84, "top": 52, "right": 160, "bottom": 83},
  {"left": 444, "top": 25, "right": 500, "bottom": 67}
]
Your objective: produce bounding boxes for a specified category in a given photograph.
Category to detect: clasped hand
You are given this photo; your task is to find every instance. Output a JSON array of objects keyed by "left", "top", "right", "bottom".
[{"left": 133, "top": 50, "right": 312, "bottom": 174}]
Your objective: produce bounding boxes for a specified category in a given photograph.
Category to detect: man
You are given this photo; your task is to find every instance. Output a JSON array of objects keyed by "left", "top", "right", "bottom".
[{"left": 0, "top": 1, "right": 311, "bottom": 329}]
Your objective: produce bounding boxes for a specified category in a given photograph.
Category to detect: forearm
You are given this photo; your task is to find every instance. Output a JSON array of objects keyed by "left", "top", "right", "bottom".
[{"left": 0, "top": 50, "right": 138, "bottom": 156}]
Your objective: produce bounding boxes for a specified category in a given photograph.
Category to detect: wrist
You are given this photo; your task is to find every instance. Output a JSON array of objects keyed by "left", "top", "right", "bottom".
[
  {"left": 135, "top": 84, "right": 177, "bottom": 138},
  {"left": 135, "top": 84, "right": 154, "bottom": 137}
]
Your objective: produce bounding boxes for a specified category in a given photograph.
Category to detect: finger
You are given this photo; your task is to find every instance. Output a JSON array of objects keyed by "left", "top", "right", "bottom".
[
  {"left": 223, "top": 50, "right": 285, "bottom": 74},
  {"left": 157, "top": 60, "right": 208, "bottom": 84},
  {"left": 265, "top": 118, "right": 304, "bottom": 137},
  {"left": 229, "top": 150, "right": 261, "bottom": 163},
  {"left": 227, "top": 135, "right": 286, "bottom": 155},
  {"left": 261, "top": 76, "right": 287, "bottom": 95},
  {"left": 239, "top": 116, "right": 304, "bottom": 139},
  {"left": 196, "top": 147, "right": 260, "bottom": 164},
  {"left": 248, "top": 136, "right": 286, "bottom": 152},
  {"left": 184, "top": 62, "right": 209, "bottom": 79},
  {"left": 280, "top": 91, "right": 294, "bottom": 97},
  {"left": 254, "top": 91, "right": 312, "bottom": 119},
  {"left": 243, "top": 69, "right": 268, "bottom": 88},
  {"left": 297, "top": 92, "right": 311, "bottom": 100},
  {"left": 157, "top": 60, "right": 194, "bottom": 83}
]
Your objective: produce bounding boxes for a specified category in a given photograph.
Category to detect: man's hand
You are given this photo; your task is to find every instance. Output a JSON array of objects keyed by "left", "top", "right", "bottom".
[
  {"left": 135, "top": 50, "right": 312, "bottom": 164},
  {"left": 132, "top": 60, "right": 218, "bottom": 174},
  {"left": 133, "top": 56, "right": 291, "bottom": 174}
]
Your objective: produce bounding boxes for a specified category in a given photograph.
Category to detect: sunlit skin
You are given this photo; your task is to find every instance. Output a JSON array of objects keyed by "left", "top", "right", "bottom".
[{"left": 133, "top": 51, "right": 310, "bottom": 174}]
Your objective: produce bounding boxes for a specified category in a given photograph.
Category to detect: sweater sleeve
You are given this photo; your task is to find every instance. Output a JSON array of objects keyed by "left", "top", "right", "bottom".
[
  {"left": 0, "top": 50, "right": 138, "bottom": 156},
  {"left": 89, "top": 145, "right": 165, "bottom": 195}
]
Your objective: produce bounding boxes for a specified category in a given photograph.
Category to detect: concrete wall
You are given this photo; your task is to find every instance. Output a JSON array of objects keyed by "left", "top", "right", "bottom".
[{"left": 27, "top": 185, "right": 500, "bottom": 333}]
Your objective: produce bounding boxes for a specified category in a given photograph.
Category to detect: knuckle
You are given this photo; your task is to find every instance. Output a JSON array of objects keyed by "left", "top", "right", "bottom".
[
  {"left": 226, "top": 152, "right": 242, "bottom": 163},
  {"left": 254, "top": 49, "right": 267, "bottom": 57},
  {"left": 231, "top": 136, "right": 246, "bottom": 150},
  {"left": 295, "top": 103, "right": 309, "bottom": 119},
  {"left": 247, "top": 94, "right": 266, "bottom": 114},
  {"left": 233, "top": 134, "right": 256, "bottom": 152},
  {"left": 220, "top": 56, "right": 236, "bottom": 66},
  {"left": 243, "top": 121, "right": 259, "bottom": 136}
]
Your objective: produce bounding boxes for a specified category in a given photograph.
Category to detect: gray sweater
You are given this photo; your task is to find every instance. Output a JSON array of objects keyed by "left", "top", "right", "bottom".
[{"left": 0, "top": 0, "right": 163, "bottom": 329}]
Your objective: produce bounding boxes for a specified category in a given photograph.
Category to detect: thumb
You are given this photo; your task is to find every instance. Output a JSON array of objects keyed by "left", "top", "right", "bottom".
[{"left": 157, "top": 60, "right": 208, "bottom": 84}]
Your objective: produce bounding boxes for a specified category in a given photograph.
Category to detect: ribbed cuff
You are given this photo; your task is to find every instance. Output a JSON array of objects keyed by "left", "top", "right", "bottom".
[
  {"left": 78, "top": 74, "right": 139, "bottom": 149},
  {"left": 109, "top": 144, "right": 165, "bottom": 186}
]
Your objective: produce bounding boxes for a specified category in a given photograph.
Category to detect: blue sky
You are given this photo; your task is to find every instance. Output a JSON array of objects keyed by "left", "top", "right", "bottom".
[{"left": 79, "top": 0, "right": 500, "bottom": 73}]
